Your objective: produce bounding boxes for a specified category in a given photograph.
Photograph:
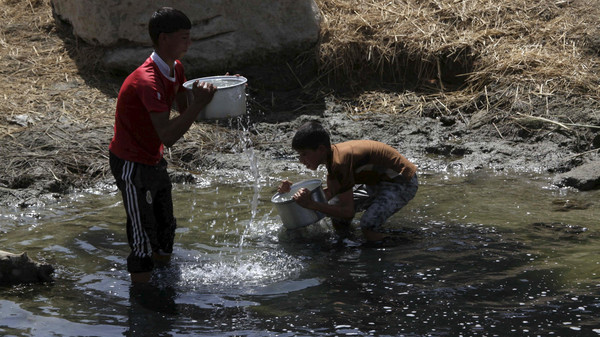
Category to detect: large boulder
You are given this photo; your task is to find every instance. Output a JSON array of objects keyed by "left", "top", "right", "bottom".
[
  {"left": 0, "top": 250, "right": 54, "bottom": 285},
  {"left": 51, "top": 0, "right": 322, "bottom": 75}
]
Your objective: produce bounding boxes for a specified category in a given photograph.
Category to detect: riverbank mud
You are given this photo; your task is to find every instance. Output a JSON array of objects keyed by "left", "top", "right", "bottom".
[
  {"left": 1, "top": 67, "right": 599, "bottom": 209},
  {"left": 1, "top": 84, "right": 599, "bottom": 207}
]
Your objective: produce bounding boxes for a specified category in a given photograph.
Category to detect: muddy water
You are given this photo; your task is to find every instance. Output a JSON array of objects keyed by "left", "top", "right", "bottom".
[{"left": 1, "top": 168, "right": 600, "bottom": 336}]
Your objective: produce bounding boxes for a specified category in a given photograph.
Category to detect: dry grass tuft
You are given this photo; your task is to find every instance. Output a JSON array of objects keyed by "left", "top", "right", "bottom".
[{"left": 317, "top": 0, "right": 600, "bottom": 116}]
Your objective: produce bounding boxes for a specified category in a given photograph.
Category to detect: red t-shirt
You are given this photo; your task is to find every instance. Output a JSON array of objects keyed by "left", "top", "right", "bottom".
[{"left": 109, "top": 56, "right": 186, "bottom": 165}]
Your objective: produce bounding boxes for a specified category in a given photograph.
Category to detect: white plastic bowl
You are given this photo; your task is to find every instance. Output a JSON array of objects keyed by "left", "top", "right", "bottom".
[{"left": 183, "top": 75, "right": 247, "bottom": 120}]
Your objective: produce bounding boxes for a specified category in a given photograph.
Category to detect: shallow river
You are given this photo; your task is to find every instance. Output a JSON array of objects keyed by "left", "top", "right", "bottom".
[{"left": 1, "top": 165, "right": 600, "bottom": 336}]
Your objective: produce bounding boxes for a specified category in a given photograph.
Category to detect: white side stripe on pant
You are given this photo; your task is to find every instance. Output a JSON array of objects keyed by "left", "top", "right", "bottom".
[{"left": 122, "top": 161, "right": 152, "bottom": 258}]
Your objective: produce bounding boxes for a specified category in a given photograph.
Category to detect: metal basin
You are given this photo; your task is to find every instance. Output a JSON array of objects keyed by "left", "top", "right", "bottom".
[
  {"left": 271, "top": 179, "right": 327, "bottom": 229},
  {"left": 183, "top": 75, "right": 247, "bottom": 120}
]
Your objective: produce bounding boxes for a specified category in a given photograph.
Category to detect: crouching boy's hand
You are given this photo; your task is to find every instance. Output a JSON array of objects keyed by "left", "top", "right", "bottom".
[
  {"left": 278, "top": 180, "right": 292, "bottom": 193},
  {"left": 293, "top": 188, "right": 313, "bottom": 208}
]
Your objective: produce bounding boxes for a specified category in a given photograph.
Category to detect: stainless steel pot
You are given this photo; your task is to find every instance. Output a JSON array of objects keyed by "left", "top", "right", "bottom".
[
  {"left": 183, "top": 75, "right": 247, "bottom": 120},
  {"left": 271, "top": 179, "right": 327, "bottom": 229}
]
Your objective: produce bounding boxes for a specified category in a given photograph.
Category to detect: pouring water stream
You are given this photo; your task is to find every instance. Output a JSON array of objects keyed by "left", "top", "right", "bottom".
[{"left": 233, "top": 115, "right": 261, "bottom": 251}]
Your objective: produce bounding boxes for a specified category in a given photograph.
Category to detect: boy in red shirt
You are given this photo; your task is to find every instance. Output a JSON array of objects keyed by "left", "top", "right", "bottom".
[
  {"left": 278, "top": 121, "right": 418, "bottom": 243},
  {"left": 109, "top": 7, "right": 216, "bottom": 283}
]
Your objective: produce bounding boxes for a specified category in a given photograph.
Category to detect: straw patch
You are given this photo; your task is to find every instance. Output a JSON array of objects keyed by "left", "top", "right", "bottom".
[{"left": 317, "top": 0, "right": 599, "bottom": 116}]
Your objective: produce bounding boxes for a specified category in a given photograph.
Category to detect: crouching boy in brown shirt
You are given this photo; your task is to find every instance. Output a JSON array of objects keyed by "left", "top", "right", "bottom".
[{"left": 278, "top": 120, "right": 418, "bottom": 242}]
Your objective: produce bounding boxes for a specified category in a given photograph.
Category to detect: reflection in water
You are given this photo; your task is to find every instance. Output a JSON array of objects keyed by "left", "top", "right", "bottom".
[
  {"left": 126, "top": 283, "right": 178, "bottom": 336},
  {"left": 0, "top": 170, "right": 600, "bottom": 336}
]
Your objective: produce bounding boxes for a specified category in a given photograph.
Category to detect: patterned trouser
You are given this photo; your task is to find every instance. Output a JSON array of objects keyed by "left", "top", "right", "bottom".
[{"left": 331, "top": 174, "right": 418, "bottom": 231}]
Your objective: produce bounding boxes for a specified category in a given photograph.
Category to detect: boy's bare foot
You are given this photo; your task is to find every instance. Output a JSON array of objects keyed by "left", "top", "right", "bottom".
[{"left": 362, "top": 228, "right": 389, "bottom": 242}]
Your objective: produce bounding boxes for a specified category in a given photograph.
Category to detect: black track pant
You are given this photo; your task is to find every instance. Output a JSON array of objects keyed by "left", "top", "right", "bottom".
[{"left": 109, "top": 151, "right": 177, "bottom": 273}]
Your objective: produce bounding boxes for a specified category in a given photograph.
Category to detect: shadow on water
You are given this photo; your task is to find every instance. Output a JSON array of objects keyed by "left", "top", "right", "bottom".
[{"left": 1, "top": 167, "right": 600, "bottom": 336}]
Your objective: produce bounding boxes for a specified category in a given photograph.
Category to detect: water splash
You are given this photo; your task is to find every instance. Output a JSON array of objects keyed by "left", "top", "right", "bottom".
[
  {"left": 176, "top": 250, "right": 305, "bottom": 293},
  {"left": 231, "top": 114, "right": 262, "bottom": 251}
]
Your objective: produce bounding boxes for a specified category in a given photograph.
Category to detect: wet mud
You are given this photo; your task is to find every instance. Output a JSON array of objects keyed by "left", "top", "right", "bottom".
[{"left": 1, "top": 84, "right": 599, "bottom": 208}]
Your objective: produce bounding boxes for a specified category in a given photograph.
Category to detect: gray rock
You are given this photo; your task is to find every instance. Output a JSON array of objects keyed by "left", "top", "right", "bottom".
[
  {"left": 51, "top": 0, "right": 321, "bottom": 74},
  {"left": 0, "top": 250, "right": 54, "bottom": 285},
  {"left": 554, "top": 160, "right": 600, "bottom": 191}
]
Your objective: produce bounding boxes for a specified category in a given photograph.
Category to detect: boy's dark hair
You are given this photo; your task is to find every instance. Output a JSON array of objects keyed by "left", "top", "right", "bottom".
[
  {"left": 292, "top": 121, "right": 331, "bottom": 150},
  {"left": 148, "top": 7, "right": 192, "bottom": 46}
]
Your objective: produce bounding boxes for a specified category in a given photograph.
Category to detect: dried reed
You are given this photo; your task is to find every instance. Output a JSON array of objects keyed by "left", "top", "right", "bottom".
[{"left": 318, "top": 0, "right": 600, "bottom": 115}]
